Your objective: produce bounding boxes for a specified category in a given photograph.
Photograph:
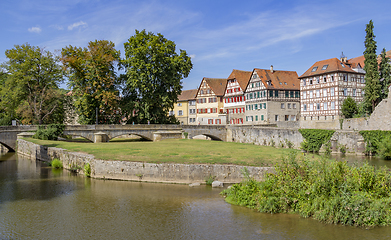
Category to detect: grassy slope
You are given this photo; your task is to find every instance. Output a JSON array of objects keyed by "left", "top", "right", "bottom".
[{"left": 24, "top": 138, "right": 316, "bottom": 166}]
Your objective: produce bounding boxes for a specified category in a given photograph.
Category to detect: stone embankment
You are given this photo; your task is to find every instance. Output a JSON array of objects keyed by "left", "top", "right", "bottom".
[{"left": 17, "top": 139, "right": 273, "bottom": 184}]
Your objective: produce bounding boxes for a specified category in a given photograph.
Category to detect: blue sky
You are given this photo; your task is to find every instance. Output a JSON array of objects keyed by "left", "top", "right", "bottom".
[{"left": 1, "top": 0, "right": 391, "bottom": 90}]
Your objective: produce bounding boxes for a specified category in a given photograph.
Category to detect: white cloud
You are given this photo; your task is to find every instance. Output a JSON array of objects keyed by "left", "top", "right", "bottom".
[
  {"left": 68, "top": 21, "right": 87, "bottom": 30},
  {"left": 28, "top": 26, "right": 42, "bottom": 33},
  {"left": 51, "top": 24, "right": 64, "bottom": 30},
  {"left": 189, "top": 54, "right": 196, "bottom": 59}
]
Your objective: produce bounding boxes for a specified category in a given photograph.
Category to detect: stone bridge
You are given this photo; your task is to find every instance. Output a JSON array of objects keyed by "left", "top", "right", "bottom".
[{"left": 0, "top": 124, "right": 229, "bottom": 152}]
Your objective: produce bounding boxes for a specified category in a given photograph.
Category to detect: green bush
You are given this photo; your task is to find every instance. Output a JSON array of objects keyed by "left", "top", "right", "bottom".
[
  {"left": 221, "top": 153, "right": 391, "bottom": 228},
  {"left": 33, "top": 124, "right": 65, "bottom": 140},
  {"left": 298, "top": 129, "right": 335, "bottom": 153},
  {"left": 360, "top": 130, "right": 391, "bottom": 156},
  {"left": 84, "top": 163, "right": 91, "bottom": 177},
  {"left": 378, "top": 136, "right": 391, "bottom": 160},
  {"left": 51, "top": 159, "right": 63, "bottom": 169}
]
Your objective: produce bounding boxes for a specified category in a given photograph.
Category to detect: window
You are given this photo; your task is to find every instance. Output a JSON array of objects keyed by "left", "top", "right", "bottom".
[
  {"left": 263, "top": 103, "right": 266, "bottom": 109},
  {"left": 255, "top": 104, "right": 258, "bottom": 110},
  {"left": 353, "top": 89, "right": 356, "bottom": 97},
  {"left": 310, "top": 103, "right": 314, "bottom": 111},
  {"left": 316, "top": 77, "right": 320, "bottom": 84},
  {"left": 285, "top": 115, "right": 289, "bottom": 121},
  {"left": 293, "top": 103, "right": 296, "bottom": 109},
  {"left": 178, "top": 103, "right": 182, "bottom": 107},
  {"left": 331, "top": 76, "right": 334, "bottom": 82},
  {"left": 290, "top": 91, "right": 294, "bottom": 98},
  {"left": 281, "top": 103, "right": 285, "bottom": 109},
  {"left": 344, "top": 88, "right": 348, "bottom": 96},
  {"left": 309, "top": 78, "right": 313, "bottom": 85},
  {"left": 316, "top": 103, "right": 320, "bottom": 110},
  {"left": 189, "top": 100, "right": 196, "bottom": 106},
  {"left": 343, "top": 74, "right": 347, "bottom": 81},
  {"left": 269, "top": 91, "right": 273, "bottom": 97},
  {"left": 291, "top": 115, "right": 296, "bottom": 121},
  {"left": 323, "top": 76, "right": 327, "bottom": 83},
  {"left": 322, "top": 65, "right": 328, "bottom": 70},
  {"left": 252, "top": 74, "right": 257, "bottom": 79},
  {"left": 312, "top": 66, "right": 318, "bottom": 72},
  {"left": 275, "top": 115, "right": 279, "bottom": 121},
  {"left": 295, "top": 91, "right": 299, "bottom": 98},
  {"left": 303, "top": 91, "right": 306, "bottom": 99},
  {"left": 288, "top": 103, "right": 291, "bottom": 109},
  {"left": 208, "top": 119, "right": 213, "bottom": 124},
  {"left": 309, "top": 91, "right": 313, "bottom": 98},
  {"left": 323, "top": 89, "right": 327, "bottom": 97},
  {"left": 303, "top": 104, "right": 307, "bottom": 111},
  {"left": 215, "top": 119, "right": 221, "bottom": 124},
  {"left": 330, "top": 88, "right": 335, "bottom": 97},
  {"left": 275, "top": 90, "right": 279, "bottom": 97},
  {"left": 324, "top": 102, "right": 328, "bottom": 110},
  {"left": 340, "top": 62, "right": 345, "bottom": 68},
  {"left": 259, "top": 103, "right": 262, "bottom": 109},
  {"left": 285, "top": 91, "right": 289, "bottom": 98},
  {"left": 331, "top": 101, "right": 335, "bottom": 110},
  {"left": 169, "top": 111, "right": 174, "bottom": 116},
  {"left": 303, "top": 79, "right": 306, "bottom": 86},
  {"left": 178, "top": 110, "right": 183, "bottom": 116},
  {"left": 261, "top": 115, "right": 264, "bottom": 121},
  {"left": 255, "top": 115, "right": 258, "bottom": 121}
]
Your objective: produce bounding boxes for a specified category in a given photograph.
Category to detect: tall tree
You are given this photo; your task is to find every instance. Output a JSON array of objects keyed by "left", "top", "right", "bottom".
[
  {"left": 379, "top": 48, "right": 391, "bottom": 100},
  {"left": 0, "top": 44, "right": 64, "bottom": 125},
  {"left": 61, "top": 40, "right": 121, "bottom": 124},
  {"left": 363, "top": 20, "right": 381, "bottom": 114},
  {"left": 122, "top": 30, "right": 193, "bottom": 124},
  {"left": 341, "top": 96, "right": 358, "bottom": 118}
]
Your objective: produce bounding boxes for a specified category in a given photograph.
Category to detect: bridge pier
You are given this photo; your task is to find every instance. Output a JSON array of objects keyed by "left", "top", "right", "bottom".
[{"left": 94, "top": 132, "right": 109, "bottom": 143}]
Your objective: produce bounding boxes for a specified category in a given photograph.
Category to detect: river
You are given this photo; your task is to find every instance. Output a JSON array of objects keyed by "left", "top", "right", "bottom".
[{"left": 1, "top": 153, "right": 391, "bottom": 239}]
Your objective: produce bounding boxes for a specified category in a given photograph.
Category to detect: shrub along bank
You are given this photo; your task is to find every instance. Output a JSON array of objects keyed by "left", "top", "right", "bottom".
[{"left": 221, "top": 152, "right": 391, "bottom": 228}]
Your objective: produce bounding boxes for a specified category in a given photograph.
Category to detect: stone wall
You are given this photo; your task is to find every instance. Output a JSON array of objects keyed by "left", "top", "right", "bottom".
[
  {"left": 17, "top": 139, "right": 273, "bottom": 184},
  {"left": 231, "top": 126, "right": 304, "bottom": 149}
]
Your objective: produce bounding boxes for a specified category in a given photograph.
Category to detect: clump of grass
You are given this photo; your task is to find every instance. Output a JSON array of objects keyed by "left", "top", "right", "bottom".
[
  {"left": 221, "top": 151, "right": 391, "bottom": 228},
  {"left": 51, "top": 158, "right": 63, "bottom": 169},
  {"left": 84, "top": 163, "right": 91, "bottom": 177},
  {"left": 205, "top": 174, "right": 216, "bottom": 185}
]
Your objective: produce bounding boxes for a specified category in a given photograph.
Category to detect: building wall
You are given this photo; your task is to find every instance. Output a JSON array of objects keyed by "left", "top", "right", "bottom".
[
  {"left": 196, "top": 80, "right": 225, "bottom": 125},
  {"left": 188, "top": 100, "right": 197, "bottom": 125},
  {"left": 224, "top": 79, "right": 246, "bottom": 124},
  {"left": 172, "top": 100, "right": 188, "bottom": 124}
]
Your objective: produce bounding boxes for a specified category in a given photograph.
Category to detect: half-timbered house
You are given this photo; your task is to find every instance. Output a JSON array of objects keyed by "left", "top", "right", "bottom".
[
  {"left": 299, "top": 57, "right": 366, "bottom": 122},
  {"left": 244, "top": 66, "right": 300, "bottom": 124},
  {"left": 223, "top": 69, "right": 252, "bottom": 125}
]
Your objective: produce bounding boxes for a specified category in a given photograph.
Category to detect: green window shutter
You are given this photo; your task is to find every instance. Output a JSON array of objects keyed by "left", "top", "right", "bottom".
[
  {"left": 285, "top": 91, "right": 289, "bottom": 98},
  {"left": 275, "top": 90, "right": 279, "bottom": 97},
  {"left": 261, "top": 115, "right": 264, "bottom": 120},
  {"left": 269, "top": 91, "right": 273, "bottom": 97},
  {"left": 255, "top": 115, "right": 258, "bottom": 121},
  {"left": 264, "top": 103, "right": 266, "bottom": 109}
]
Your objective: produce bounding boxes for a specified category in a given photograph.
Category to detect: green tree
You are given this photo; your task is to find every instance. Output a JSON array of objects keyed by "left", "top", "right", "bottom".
[
  {"left": 363, "top": 20, "right": 381, "bottom": 114},
  {"left": 122, "top": 30, "right": 193, "bottom": 124},
  {"left": 379, "top": 48, "right": 391, "bottom": 100},
  {"left": 0, "top": 44, "right": 64, "bottom": 125},
  {"left": 61, "top": 40, "right": 121, "bottom": 124},
  {"left": 341, "top": 96, "right": 358, "bottom": 118}
]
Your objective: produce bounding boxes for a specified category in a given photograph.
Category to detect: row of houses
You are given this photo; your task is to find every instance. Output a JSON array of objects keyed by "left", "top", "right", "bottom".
[{"left": 172, "top": 52, "right": 387, "bottom": 126}]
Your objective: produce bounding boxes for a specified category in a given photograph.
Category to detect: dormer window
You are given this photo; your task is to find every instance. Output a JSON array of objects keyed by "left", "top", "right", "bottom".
[
  {"left": 311, "top": 67, "right": 318, "bottom": 72},
  {"left": 267, "top": 80, "right": 271, "bottom": 86},
  {"left": 252, "top": 74, "right": 258, "bottom": 79},
  {"left": 322, "top": 65, "right": 328, "bottom": 70},
  {"left": 340, "top": 63, "right": 345, "bottom": 68}
]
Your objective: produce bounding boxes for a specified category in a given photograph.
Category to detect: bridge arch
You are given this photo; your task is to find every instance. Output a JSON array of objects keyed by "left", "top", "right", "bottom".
[
  {"left": 190, "top": 134, "right": 223, "bottom": 141},
  {"left": 0, "top": 141, "right": 15, "bottom": 152},
  {"left": 109, "top": 132, "right": 152, "bottom": 141}
]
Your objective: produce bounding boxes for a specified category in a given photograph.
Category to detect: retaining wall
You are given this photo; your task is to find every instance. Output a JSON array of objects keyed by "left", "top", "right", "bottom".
[{"left": 17, "top": 139, "right": 273, "bottom": 184}]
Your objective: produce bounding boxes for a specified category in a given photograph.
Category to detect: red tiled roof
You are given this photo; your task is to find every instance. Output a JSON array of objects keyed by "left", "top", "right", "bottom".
[
  {"left": 253, "top": 68, "right": 300, "bottom": 90},
  {"left": 198, "top": 77, "right": 227, "bottom": 97},
  {"left": 299, "top": 58, "right": 356, "bottom": 78},
  {"left": 348, "top": 49, "right": 391, "bottom": 69},
  {"left": 178, "top": 89, "right": 198, "bottom": 101},
  {"left": 227, "top": 69, "right": 252, "bottom": 91}
]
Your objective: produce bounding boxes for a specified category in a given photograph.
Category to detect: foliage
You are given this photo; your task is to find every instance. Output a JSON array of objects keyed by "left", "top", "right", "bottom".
[
  {"left": 324, "top": 142, "right": 332, "bottom": 156},
  {"left": 205, "top": 174, "right": 216, "bottom": 185},
  {"left": 183, "top": 132, "right": 189, "bottom": 139},
  {"left": 61, "top": 40, "right": 121, "bottom": 124},
  {"left": 51, "top": 158, "right": 63, "bottom": 169},
  {"left": 122, "top": 29, "right": 193, "bottom": 124},
  {"left": 221, "top": 153, "right": 391, "bottom": 228},
  {"left": 341, "top": 96, "right": 358, "bottom": 118},
  {"left": 379, "top": 48, "right": 391, "bottom": 100},
  {"left": 378, "top": 136, "right": 391, "bottom": 160},
  {"left": 359, "top": 130, "right": 391, "bottom": 155},
  {"left": 0, "top": 43, "right": 64, "bottom": 124},
  {"left": 84, "top": 163, "right": 91, "bottom": 177},
  {"left": 33, "top": 124, "right": 65, "bottom": 140},
  {"left": 298, "top": 129, "right": 335, "bottom": 153},
  {"left": 363, "top": 20, "right": 381, "bottom": 114},
  {"left": 285, "top": 139, "right": 294, "bottom": 149},
  {"left": 339, "top": 144, "right": 347, "bottom": 154}
]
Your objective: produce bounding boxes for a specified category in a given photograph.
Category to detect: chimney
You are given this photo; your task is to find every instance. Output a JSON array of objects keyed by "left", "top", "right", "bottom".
[{"left": 270, "top": 65, "right": 274, "bottom": 73}]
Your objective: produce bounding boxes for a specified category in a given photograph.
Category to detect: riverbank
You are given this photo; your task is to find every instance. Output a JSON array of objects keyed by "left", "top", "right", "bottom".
[{"left": 17, "top": 139, "right": 273, "bottom": 184}]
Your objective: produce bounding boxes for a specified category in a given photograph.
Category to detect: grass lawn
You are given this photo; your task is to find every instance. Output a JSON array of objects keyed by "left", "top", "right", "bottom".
[{"left": 24, "top": 138, "right": 318, "bottom": 166}]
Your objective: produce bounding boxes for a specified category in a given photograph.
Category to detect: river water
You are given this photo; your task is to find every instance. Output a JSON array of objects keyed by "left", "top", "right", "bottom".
[{"left": 1, "top": 153, "right": 391, "bottom": 240}]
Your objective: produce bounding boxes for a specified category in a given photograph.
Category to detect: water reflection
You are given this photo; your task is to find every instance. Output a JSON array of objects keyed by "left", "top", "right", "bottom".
[{"left": 1, "top": 153, "right": 391, "bottom": 239}]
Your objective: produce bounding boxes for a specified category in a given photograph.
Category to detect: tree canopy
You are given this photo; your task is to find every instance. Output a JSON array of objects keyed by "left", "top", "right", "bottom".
[
  {"left": 379, "top": 48, "right": 391, "bottom": 100},
  {"left": 0, "top": 44, "right": 64, "bottom": 125},
  {"left": 363, "top": 20, "right": 381, "bottom": 114},
  {"left": 341, "top": 96, "right": 358, "bottom": 118},
  {"left": 61, "top": 40, "right": 121, "bottom": 124},
  {"left": 122, "top": 30, "right": 193, "bottom": 124}
]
